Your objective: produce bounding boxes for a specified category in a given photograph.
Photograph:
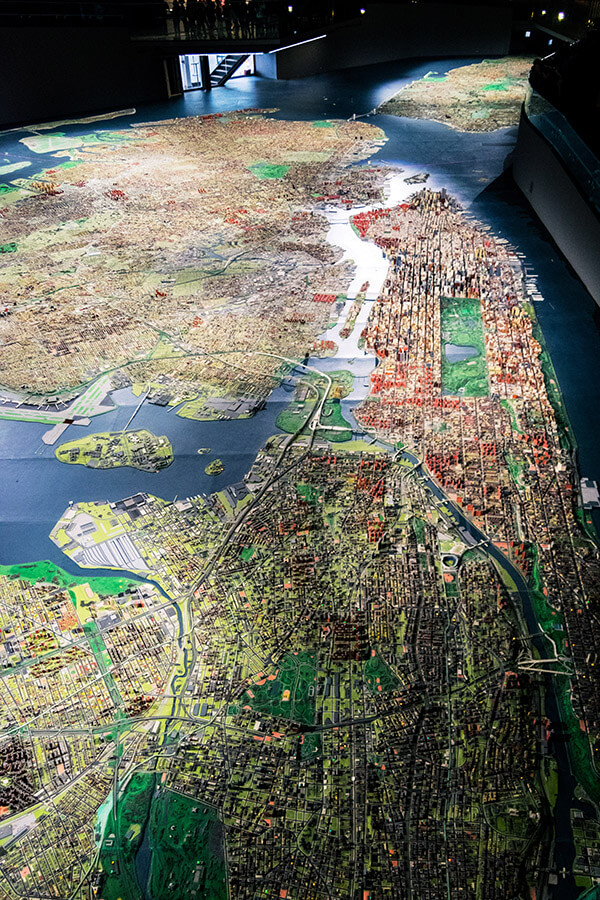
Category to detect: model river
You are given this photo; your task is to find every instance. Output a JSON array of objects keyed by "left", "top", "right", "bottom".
[{"left": 0, "top": 166, "right": 413, "bottom": 572}]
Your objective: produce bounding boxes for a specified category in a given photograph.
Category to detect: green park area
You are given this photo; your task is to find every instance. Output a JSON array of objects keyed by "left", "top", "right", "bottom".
[
  {"left": 98, "top": 772, "right": 155, "bottom": 900},
  {"left": 297, "top": 482, "right": 323, "bottom": 506},
  {"left": 527, "top": 547, "right": 600, "bottom": 805},
  {"left": 529, "top": 308, "right": 576, "bottom": 452},
  {"left": 440, "top": 295, "right": 489, "bottom": 396},
  {"left": 20, "top": 129, "right": 139, "bottom": 154},
  {"left": 327, "top": 370, "right": 354, "bottom": 399},
  {"left": 245, "top": 651, "right": 317, "bottom": 725},
  {"left": 277, "top": 397, "right": 353, "bottom": 442},
  {"left": 205, "top": 458, "right": 225, "bottom": 476},
  {"left": 84, "top": 620, "right": 122, "bottom": 708},
  {"left": 146, "top": 792, "right": 227, "bottom": 899},
  {"left": 0, "top": 560, "right": 138, "bottom": 596},
  {"left": 554, "top": 677, "right": 600, "bottom": 806},
  {"left": 55, "top": 429, "right": 173, "bottom": 473},
  {"left": 364, "top": 651, "right": 401, "bottom": 694},
  {"left": 277, "top": 372, "right": 355, "bottom": 442},
  {"left": 248, "top": 162, "right": 290, "bottom": 180},
  {"left": 528, "top": 546, "right": 565, "bottom": 635},
  {"left": 299, "top": 732, "right": 322, "bottom": 762},
  {"left": 541, "top": 757, "right": 559, "bottom": 811}
]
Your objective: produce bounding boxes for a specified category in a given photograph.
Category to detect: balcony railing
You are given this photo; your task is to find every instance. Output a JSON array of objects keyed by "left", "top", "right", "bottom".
[{"left": 524, "top": 85, "right": 600, "bottom": 215}]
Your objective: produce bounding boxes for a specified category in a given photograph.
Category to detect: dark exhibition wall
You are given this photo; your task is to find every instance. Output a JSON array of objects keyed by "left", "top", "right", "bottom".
[
  {"left": 257, "top": 2, "right": 511, "bottom": 79},
  {"left": 513, "top": 106, "right": 600, "bottom": 308},
  {"left": 0, "top": 26, "right": 166, "bottom": 128},
  {"left": 0, "top": 1, "right": 513, "bottom": 129}
]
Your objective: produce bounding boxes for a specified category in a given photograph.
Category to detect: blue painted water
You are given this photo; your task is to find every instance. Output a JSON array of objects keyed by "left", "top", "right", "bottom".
[
  {"left": 444, "top": 342, "right": 480, "bottom": 363},
  {"left": 0, "top": 385, "right": 288, "bottom": 567}
]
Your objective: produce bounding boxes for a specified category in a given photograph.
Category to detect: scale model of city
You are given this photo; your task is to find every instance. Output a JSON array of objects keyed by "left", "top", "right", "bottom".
[{"left": 0, "top": 60, "right": 599, "bottom": 900}]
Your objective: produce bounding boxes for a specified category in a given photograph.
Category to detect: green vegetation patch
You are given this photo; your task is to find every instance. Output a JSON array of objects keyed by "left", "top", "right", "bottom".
[
  {"left": 297, "top": 482, "right": 322, "bottom": 506},
  {"left": 312, "top": 120, "right": 335, "bottom": 128},
  {"left": 528, "top": 308, "right": 578, "bottom": 455},
  {"left": 440, "top": 295, "right": 489, "bottom": 396},
  {"left": 554, "top": 677, "right": 600, "bottom": 804},
  {"left": 84, "top": 621, "right": 122, "bottom": 708},
  {"left": 244, "top": 651, "right": 317, "bottom": 725},
  {"left": 277, "top": 397, "right": 353, "bottom": 442},
  {"left": 411, "top": 516, "right": 426, "bottom": 545},
  {"left": 528, "top": 546, "right": 600, "bottom": 803},
  {"left": 364, "top": 651, "right": 401, "bottom": 694},
  {"left": 0, "top": 560, "right": 139, "bottom": 596},
  {"left": 146, "top": 793, "right": 226, "bottom": 900},
  {"left": 98, "top": 772, "right": 155, "bottom": 900},
  {"left": 248, "top": 162, "right": 290, "bottom": 180},
  {"left": 482, "top": 80, "right": 512, "bottom": 91},
  {"left": 299, "top": 732, "right": 322, "bottom": 761},
  {"left": 528, "top": 545, "right": 565, "bottom": 634},
  {"left": 328, "top": 369, "right": 355, "bottom": 399},
  {"left": 343, "top": 440, "right": 387, "bottom": 454},
  {"left": 501, "top": 398, "right": 523, "bottom": 436},
  {"left": 0, "top": 242, "right": 17, "bottom": 253},
  {"left": 541, "top": 757, "right": 559, "bottom": 810},
  {"left": 55, "top": 429, "right": 173, "bottom": 473}
]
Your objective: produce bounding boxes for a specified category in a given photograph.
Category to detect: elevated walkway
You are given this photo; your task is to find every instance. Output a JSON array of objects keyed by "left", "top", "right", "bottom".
[{"left": 512, "top": 87, "right": 600, "bottom": 309}]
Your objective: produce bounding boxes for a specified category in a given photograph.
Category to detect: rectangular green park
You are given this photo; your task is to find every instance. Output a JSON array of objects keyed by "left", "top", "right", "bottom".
[{"left": 441, "top": 295, "right": 489, "bottom": 397}]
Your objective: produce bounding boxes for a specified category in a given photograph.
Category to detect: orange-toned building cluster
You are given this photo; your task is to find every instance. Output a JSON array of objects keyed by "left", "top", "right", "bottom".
[{"left": 353, "top": 188, "right": 600, "bottom": 739}]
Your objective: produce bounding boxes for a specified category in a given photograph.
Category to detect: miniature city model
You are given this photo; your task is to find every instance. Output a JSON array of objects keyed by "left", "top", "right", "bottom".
[
  {"left": 0, "top": 100, "right": 598, "bottom": 900},
  {"left": 380, "top": 56, "right": 534, "bottom": 131}
]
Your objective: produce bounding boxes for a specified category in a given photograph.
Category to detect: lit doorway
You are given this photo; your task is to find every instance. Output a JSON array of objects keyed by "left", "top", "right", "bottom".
[{"left": 179, "top": 54, "right": 255, "bottom": 91}]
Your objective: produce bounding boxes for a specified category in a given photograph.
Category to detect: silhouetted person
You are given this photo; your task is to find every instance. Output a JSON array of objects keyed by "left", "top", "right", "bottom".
[
  {"left": 172, "top": 0, "right": 183, "bottom": 35},
  {"left": 186, "top": 0, "right": 197, "bottom": 34}
]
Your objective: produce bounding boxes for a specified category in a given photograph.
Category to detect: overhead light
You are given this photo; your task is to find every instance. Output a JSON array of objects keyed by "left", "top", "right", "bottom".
[
  {"left": 269, "top": 34, "right": 327, "bottom": 53},
  {"left": 288, "top": 4, "right": 293, "bottom": 11},
  {"left": 548, "top": 37, "right": 553, "bottom": 44},
  {"left": 360, "top": 7, "right": 366, "bottom": 13},
  {"left": 525, "top": 30, "right": 531, "bottom": 36},
  {"left": 557, "top": 11, "right": 565, "bottom": 20},
  {"left": 541, "top": 8, "right": 547, "bottom": 14}
]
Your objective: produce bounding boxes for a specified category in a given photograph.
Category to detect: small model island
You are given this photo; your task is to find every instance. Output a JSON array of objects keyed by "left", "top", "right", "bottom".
[
  {"left": 55, "top": 429, "right": 173, "bottom": 473},
  {"left": 205, "top": 458, "right": 225, "bottom": 476}
]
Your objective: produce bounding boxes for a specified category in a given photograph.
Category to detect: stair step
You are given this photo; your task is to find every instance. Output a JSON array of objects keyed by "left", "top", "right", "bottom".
[{"left": 209, "top": 54, "right": 249, "bottom": 87}]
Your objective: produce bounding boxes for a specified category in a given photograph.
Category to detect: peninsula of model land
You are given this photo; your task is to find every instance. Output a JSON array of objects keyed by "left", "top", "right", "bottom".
[{"left": 55, "top": 429, "right": 173, "bottom": 473}]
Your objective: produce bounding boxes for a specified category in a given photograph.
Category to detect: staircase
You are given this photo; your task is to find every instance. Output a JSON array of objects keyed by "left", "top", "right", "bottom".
[{"left": 209, "top": 54, "right": 250, "bottom": 88}]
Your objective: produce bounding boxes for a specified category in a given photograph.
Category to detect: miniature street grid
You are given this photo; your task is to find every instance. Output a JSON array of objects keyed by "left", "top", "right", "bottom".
[
  {"left": 0, "top": 57, "right": 599, "bottom": 900},
  {"left": 380, "top": 56, "right": 535, "bottom": 132}
]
